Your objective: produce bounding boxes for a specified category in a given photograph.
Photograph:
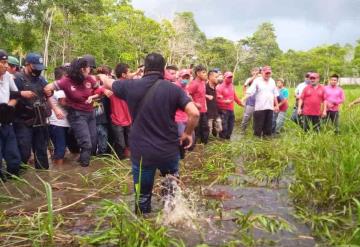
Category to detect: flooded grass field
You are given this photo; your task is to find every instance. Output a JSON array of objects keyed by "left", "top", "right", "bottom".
[{"left": 1, "top": 87, "right": 360, "bottom": 246}]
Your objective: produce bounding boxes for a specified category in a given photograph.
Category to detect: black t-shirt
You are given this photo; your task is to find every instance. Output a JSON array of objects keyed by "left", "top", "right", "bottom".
[
  {"left": 206, "top": 82, "right": 218, "bottom": 119},
  {"left": 112, "top": 72, "right": 191, "bottom": 166}
]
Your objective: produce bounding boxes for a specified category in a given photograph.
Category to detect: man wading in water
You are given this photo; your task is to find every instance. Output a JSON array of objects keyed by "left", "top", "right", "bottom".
[{"left": 98, "top": 53, "right": 200, "bottom": 214}]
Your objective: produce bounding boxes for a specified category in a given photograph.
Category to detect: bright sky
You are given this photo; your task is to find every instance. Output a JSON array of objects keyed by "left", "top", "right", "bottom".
[{"left": 132, "top": 0, "right": 360, "bottom": 51}]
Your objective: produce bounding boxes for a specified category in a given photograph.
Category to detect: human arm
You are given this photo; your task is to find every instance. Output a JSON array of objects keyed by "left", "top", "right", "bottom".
[
  {"left": 205, "top": 94, "right": 214, "bottom": 100},
  {"left": 181, "top": 102, "right": 200, "bottom": 149},
  {"left": 234, "top": 91, "right": 243, "bottom": 106},
  {"left": 298, "top": 98, "right": 303, "bottom": 115}
]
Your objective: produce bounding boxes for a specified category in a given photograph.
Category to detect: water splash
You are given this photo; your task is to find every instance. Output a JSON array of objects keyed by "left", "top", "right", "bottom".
[{"left": 159, "top": 175, "right": 199, "bottom": 229}]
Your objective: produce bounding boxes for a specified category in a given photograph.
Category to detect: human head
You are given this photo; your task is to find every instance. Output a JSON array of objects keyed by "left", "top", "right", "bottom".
[
  {"left": 261, "top": 66, "right": 272, "bottom": 81},
  {"left": 165, "top": 65, "right": 178, "bottom": 82},
  {"left": 224, "top": 71, "right": 233, "bottom": 84},
  {"left": 305, "top": 72, "right": 312, "bottom": 83},
  {"left": 96, "top": 65, "right": 112, "bottom": 76},
  {"left": 24, "top": 53, "right": 45, "bottom": 77},
  {"left": 251, "top": 67, "right": 260, "bottom": 76},
  {"left": 54, "top": 66, "right": 67, "bottom": 80},
  {"left": 82, "top": 54, "right": 96, "bottom": 73},
  {"left": 179, "top": 69, "right": 191, "bottom": 86},
  {"left": 7, "top": 56, "right": 20, "bottom": 74},
  {"left": 208, "top": 70, "right": 219, "bottom": 84},
  {"left": 68, "top": 57, "right": 90, "bottom": 84},
  {"left": 194, "top": 64, "right": 207, "bottom": 81},
  {"left": 329, "top": 74, "right": 339, "bottom": 87},
  {"left": 144, "top": 53, "right": 166, "bottom": 75},
  {"left": 0, "top": 50, "right": 8, "bottom": 76},
  {"left": 309, "top": 72, "right": 320, "bottom": 86},
  {"left": 114, "top": 63, "right": 130, "bottom": 79},
  {"left": 276, "top": 78, "right": 285, "bottom": 88}
]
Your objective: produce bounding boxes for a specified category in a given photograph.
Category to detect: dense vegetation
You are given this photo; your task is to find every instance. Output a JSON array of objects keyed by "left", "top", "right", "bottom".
[{"left": 1, "top": 0, "right": 359, "bottom": 84}]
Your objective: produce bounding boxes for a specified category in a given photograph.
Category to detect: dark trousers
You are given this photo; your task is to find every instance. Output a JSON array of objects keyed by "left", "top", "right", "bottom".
[
  {"left": 195, "top": 112, "right": 209, "bottom": 144},
  {"left": 219, "top": 110, "right": 235, "bottom": 139},
  {"left": 67, "top": 128, "right": 80, "bottom": 153},
  {"left": 67, "top": 109, "right": 97, "bottom": 166},
  {"left": 132, "top": 156, "right": 179, "bottom": 214},
  {"left": 303, "top": 115, "right": 321, "bottom": 132},
  {"left": 96, "top": 124, "right": 108, "bottom": 155},
  {"left": 326, "top": 111, "right": 339, "bottom": 133},
  {"left": 49, "top": 125, "right": 68, "bottom": 160},
  {"left": 14, "top": 123, "right": 49, "bottom": 169},
  {"left": 111, "top": 124, "right": 130, "bottom": 159},
  {"left": 0, "top": 124, "right": 21, "bottom": 177},
  {"left": 253, "top": 110, "right": 273, "bottom": 137}
]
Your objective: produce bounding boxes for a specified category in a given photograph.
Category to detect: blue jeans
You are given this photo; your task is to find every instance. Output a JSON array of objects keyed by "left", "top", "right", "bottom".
[
  {"left": 131, "top": 156, "right": 180, "bottom": 214},
  {"left": 0, "top": 124, "right": 21, "bottom": 177},
  {"left": 14, "top": 123, "right": 49, "bottom": 169},
  {"left": 96, "top": 124, "right": 108, "bottom": 155},
  {"left": 67, "top": 109, "right": 97, "bottom": 166},
  {"left": 272, "top": 111, "right": 287, "bottom": 134},
  {"left": 49, "top": 125, "right": 68, "bottom": 160},
  {"left": 219, "top": 110, "right": 235, "bottom": 139}
]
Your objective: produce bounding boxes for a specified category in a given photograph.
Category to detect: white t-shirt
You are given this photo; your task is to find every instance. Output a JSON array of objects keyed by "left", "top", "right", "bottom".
[
  {"left": 295, "top": 81, "right": 308, "bottom": 98},
  {"left": 246, "top": 77, "right": 279, "bottom": 111},
  {"left": 0, "top": 72, "right": 18, "bottom": 104},
  {"left": 48, "top": 90, "right": 70, "bottom": 127}
]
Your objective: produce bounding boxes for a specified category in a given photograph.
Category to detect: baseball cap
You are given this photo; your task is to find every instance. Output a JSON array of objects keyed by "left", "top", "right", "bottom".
[
  {"left": 262, "top": 66, "right": 272, "bottom": 73},
  {"left": 82, "top": 54, "right": 96, "bottom": 68},
  {"left": 224, "top": 71, "right": 233, "bottom": 78},
  {"left": 25, "top": 53, "right": 45, "bottom": 70},
  {"left": 8, "top": 56, "right": 20, "bottom": 66},
  {"left": 179, "top": 69, "right": 191, "bottom": 78},
  {"left": 0, "top": 50, "right": 8, "bottom": 61}
]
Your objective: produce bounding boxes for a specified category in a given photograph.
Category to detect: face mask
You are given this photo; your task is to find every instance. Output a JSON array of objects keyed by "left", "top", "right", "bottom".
[
  {"left": 31, "top": 69, "right": 42, "bottom": 77},
  {"left": 181, "top": 79, "right": 189, "bottom": 85}
]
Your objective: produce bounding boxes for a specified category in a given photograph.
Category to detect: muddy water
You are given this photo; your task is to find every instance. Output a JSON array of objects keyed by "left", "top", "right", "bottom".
[{"left": 1, "top": 133, "right": 316, "bottom": 247}]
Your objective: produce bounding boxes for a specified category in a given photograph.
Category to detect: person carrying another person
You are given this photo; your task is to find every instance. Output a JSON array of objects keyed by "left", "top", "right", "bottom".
[
  {"left": 297, "top": 72, "right": 327, "bottom": 132},
  {"left": 44, "top": 57, "right": 99, "bottom": 167},
  {"left": 216, "top": 71, "right": 242, "bottom": 140},
  {"left": 98, "top": 53, "right": 199, "bottom": 214},
  {"left": 13, "top": 53, "right": 52, "bottom": 169},
  {"left": 187, "top": 65, "right": 209, "bottom": 144},
  {"left": 0, "top": 50, "right": 21, "bottom": 180},
  {"left": 240, "top": 67, "right": 260, "bottom": 134},
  {"left": 206, "top": 69, "right": 222, "bottom": 137},
  {"left": 241, "top": 66, "right": 279, "bottom": 137},
  {"left": 324, "top": 74, "right": 344, "bottom": 134},
  {"left": 272, "top": 78, "right": 289, "bottom": 134}
]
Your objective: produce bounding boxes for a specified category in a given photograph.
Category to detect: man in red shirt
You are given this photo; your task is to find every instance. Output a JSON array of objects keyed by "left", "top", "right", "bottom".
[
  {"left": 187, "top": 65, "right": 209, "bottom": 144},
  {"left": 298, "top": 73, "right": 327, "bottom": 132}
]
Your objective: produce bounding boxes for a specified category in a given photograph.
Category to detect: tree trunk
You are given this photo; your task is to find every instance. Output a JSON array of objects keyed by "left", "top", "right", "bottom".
[{"left": 43, "top": 7, "right": 55, "bottom": 77}]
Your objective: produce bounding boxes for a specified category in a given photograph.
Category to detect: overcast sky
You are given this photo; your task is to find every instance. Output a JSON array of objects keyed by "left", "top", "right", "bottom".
[{"left": 132, "top": 0, "right": 360, "bottom": 51}]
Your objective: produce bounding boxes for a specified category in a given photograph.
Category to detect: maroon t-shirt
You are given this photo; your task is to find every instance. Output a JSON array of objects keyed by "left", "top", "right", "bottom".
[{"left": 54, "top": 76, "right": 98, "bottom": 112}]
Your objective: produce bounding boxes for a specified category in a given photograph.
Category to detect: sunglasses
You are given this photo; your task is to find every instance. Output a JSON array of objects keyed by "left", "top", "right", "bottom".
[{"left": 309, "top": 77, "right": 316, "bottom": 79}]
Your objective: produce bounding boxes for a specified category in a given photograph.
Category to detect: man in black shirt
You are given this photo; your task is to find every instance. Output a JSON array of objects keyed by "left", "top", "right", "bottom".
[
  {"left": 98, "top": 53, "right": 199, "bottom": 214},
  {"left": 206, "top": 70, "right": 222, "bottom": 137}
]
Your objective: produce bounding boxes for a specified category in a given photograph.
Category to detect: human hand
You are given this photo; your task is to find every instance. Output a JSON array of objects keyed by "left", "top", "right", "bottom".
[
  {"left": 274, "top": 106, "right": 279, "bottom": 113},
  {"left": 54, "top": 108, "right": 65, "bottom": 119},
  {"left": 297, "top": 108, "right": 302, "bottom": 115},
  {"left": 321, "top": 111, "right": 327, "bottom": 118},
  {"left": 21, "top": 91, "right": 36, "bottom": 99},
  {"left": 104, "top": 89, "right": 113, "bottom": 98},
  {"left": 85, "top": 96, "right": 94, "bottom": 104},
  {"left": 180, "top": 132, "right": 193, "bottom": 149}
]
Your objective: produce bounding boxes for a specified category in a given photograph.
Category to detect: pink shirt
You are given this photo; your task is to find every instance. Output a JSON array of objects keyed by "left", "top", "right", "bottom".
[
  {"left": 187, "top": 78, "right": 207, "bottom": 113},
  {"left": 300, "top": 84, "right": 325, "bottom": 116},
  {"left": 173, "top": 81, "right": 188, "bottom": 123},
  {"left": 216, "top": 82, "right": 241, "bottom": 111},
  {"left": 54, "top": 76, "right": 97, "bottom": 112},
  {"left": 324, "top": 85, "right": 345, "bottom": 112}
]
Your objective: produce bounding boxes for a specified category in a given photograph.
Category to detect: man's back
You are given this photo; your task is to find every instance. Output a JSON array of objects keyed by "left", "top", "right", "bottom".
[{"left": 112, "top": 72, "right": 191, "bottom": 166}]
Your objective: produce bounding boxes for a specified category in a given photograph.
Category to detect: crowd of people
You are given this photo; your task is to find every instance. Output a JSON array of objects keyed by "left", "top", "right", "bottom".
[{"left": 0, "top": 48, "right": 357, "bottom": 213}]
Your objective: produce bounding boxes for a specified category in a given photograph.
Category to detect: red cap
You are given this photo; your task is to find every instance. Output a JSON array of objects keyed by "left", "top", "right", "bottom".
[
  {"left": 224, "top": 72, "right": 233, "bottom": 78},
  {"left": 179, "top": 69, "right": 191, "bottom": 78},
  {"left": 262, "top": 66, "right": 272, "bottom": 73}
]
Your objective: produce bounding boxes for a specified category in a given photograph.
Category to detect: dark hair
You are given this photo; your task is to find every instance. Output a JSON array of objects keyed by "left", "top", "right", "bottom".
[
  {"left": 166, "top": 65, "right": 178, "bottom": 71},
  {"left": 330, "top": 74, "right": 339, "bottom": 79},
  {"left": 208, "top": 69, "right": 218, "bottom": 77},
  {"left": 144, "top": 53, "right": 166, "bottom": 74},
  {"left": 68, "top": 57, "right": 89, "bottom": 84},
  {"left": 96, "top": 65, "right": 112, "bottom": 76},
  {"left": 138, "top": 64, "right": 144, "bottom": 68},
  {"left": 54, "top": 66, "right": 67, "bottom": 80},
  {"left": 194, "top": 64, "right": 206, "bottom": 76},
  {"left": 114, "top": 63, "right": 129, "bottom": 79}
]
